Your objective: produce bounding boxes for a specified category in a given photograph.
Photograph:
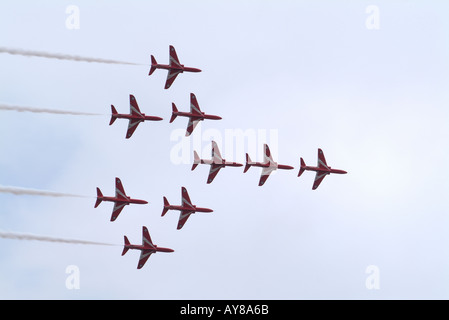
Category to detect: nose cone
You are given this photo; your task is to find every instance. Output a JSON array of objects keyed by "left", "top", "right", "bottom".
[
  {"left": 205, "top": 208, "right": 214, "bottom": 213},
  {"left": 185, "top": 67, "right": 201, "bottom": 73},
  {"left": 207, "top": 115, "right": 222, "bottom": 121}
]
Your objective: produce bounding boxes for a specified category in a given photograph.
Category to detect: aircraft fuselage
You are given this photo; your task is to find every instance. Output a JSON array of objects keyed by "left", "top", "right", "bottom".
[
  {"left": 302, "top": 166, "right": 347, "bottom": 175},
  {"left": 166, "top": 205, "right": 213, "bottom": 213},
  {"left": 173, "top": 111, "right": 222, "bottom": 121},
  {"left": 113, "top": 113, "right": 163, "bottom": 122},
  {"left": 98, "top": 196, "right": 148, "bottom": 206},
  {"left": 199, "top": 159, "right": 243, "bottom": 168},
  {"left": 124, "top": 243, "right": 174, "bottom": 253},
  {"left": 153, "top": 64, "right": 202, "bottom": 73},
  {"left": 251, "top": 161, "right": 294, "bottom": 170}
]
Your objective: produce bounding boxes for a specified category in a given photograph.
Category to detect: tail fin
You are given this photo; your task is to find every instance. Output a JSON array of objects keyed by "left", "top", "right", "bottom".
[
  {"left": 122, "top": 236, "right": 130, "bottom": 256},
  {"left": 162, "top": 197, "right": 170, "bottom": 216},
  {"left": 298, "top": 157, "right": 306, "bottom": 177},
  {"left": 149, "top": 55, "right": 157, "bottom": 75},
  {"left": 243, "top": 153, "right": 252, "bottom": 173},
  {"left": 191, "top": 150, "right": 200, "bottom": 171},
  {"left": 94, "top": 188, "right": 103, "bottom": 208},
  {"left": 109, "top": 105, "right": 118, "bottom": 125},
  {"left": 170, "top": 103, "right": 178, "bottom": 123}
]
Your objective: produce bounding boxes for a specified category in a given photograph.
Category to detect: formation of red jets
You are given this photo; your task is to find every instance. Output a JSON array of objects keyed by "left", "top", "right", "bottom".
[{"left": 95, "top": 45, "right": 347, "bottom": 269}]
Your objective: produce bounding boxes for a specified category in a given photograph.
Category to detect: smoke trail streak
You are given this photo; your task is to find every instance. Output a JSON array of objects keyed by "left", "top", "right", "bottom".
[
  {"left": 0, "top": 231, "right": 117, "bottom": 246},
  {"left": 0, "top": 47, "right": 144, "bottom": 65},
  {"left": 0, "top": 185, "right": 88, "bottom": 198},
  {"left": 0, "top": 104, "right": 101, "bottom": 116}
]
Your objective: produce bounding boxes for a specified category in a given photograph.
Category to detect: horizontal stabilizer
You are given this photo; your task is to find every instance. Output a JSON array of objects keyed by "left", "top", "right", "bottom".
[
  {"left": 170, "top": 103, "right": 178, "bottom": 123},
  {"left": 149, "top": 55, "right": 157, "bottom": 75},
  {"left": 192, "top": 150, "right": 200, "bottom": 171},
  {"left": 298, "top": 158, "right": 306, "bottom": 177},
  {"left": 122, "top": 236, "right": 130, "bottom": 256},
  {"left": 162, "top": 197, "right": 170, "bottom": 216},
  {"left": 94, "top": 188, "right": 103, "bottom": 208},
  {"left": 109, "top": 105, "right": 118, "bottom": 125},
  {"left": 243, "top": 153, "right": 252, "bottom": 173}
]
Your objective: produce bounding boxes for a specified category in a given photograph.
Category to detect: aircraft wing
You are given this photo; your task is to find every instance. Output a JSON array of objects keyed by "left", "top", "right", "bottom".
[
  {"left": 178, "top": 188, "right": 195, "bottom": 229},
  {"left": 142, "top": 226, "right": 155, "bottom": 249},
  {"left": 181, "top": 187, "right": 194, "bottom": 209},
  {"left": 190, "top": 93, "right": 202, "bottom": 115},
  {"left": 177, "top": 210, "right": 194, "bottom": 230},
  {"left": 164, "top": 46, "right": 183, "bottom": 89},
  {"left": 111, "top": 202, "right": 126, "bottom": 222},
  {"left": 312, "top": 172, "right": 328, "bottom": 190},
  {"left": 207, "top": 164, "right": 222, "bottom": 184},
  {"left": 259, "top": 166, "right": 276, "bottom": 186},
  {"left": 115, "top": 178, "right": 128, "bottom": 199},
  {"left": 129, "top": 94, "right": 142, "bottom": 117},
  {"left": 211, "top": 140, "right": 222, "bottom": 163},
  {"left": 169, "top": 45, "right": 182, "bottom": 68},
  {"left": 137, "top": 250, "right": 153, "bottom": 269},
  {"left": 317, "top": 148, "right": 329, "bottom": 170},
  {"left": 185, "top": 118, "right": 200, "bottom": 136},
  {"left": 164, "top": 69, "right": 182, "bottom": 89},
  {"left": 263, "top": 144, "right": 275, "bottom": 164},
  {"left": 126, "top": 118, "right": 142, "bottom": 139}
]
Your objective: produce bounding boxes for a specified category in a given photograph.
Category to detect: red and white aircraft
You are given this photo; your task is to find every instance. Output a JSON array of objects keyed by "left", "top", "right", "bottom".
[
  {"left": 298, "top": 148, "right": 347, "bottom": 190},
  {"left": 110, "top": 94, "right": 163, "bottom": 139},
  {"left": 244, "top": 144, "right": 294, "bottom": 186},
  {"left": 122, "top": 226, "right": 174, "bottom": 269},
  {"left": 192, "top": 140, "right": 243, "bottom": 184},
  {"left": 149, "top": 45, "right": 201, "bottom": 89},
  {"left": 170, "top": 93, "right": 222, "bottom": 136},
  {"left": 162, "top": 187, "right": 213, "bottom": 230},
  {"left": 95, "top": 177, "right": 148, "bottom": 222}
]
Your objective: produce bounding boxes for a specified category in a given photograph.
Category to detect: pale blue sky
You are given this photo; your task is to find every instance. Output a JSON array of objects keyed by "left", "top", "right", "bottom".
[{"left": 0, "top": 0, "right": 448, "bottom": 299}]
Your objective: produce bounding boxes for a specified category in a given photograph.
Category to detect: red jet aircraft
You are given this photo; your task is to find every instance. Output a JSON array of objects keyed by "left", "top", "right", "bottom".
[
  {"left": 122, "top": 226, "right": 174, "bottom": 269},
  {"left": 170, "top": 93, "right": 222, "bottom": 136},
  {"left": 149, "top": 45, "right": 201, "bottom": 89},
  {"left": 162, "top": 187, "right": 213, "bottom": 230},
  {"left": 298, "top": 148, "right": 347, "bottom": 190},
  {"left": 192, "top": 140, "right": 243, "bottom": 184},
  {"left": 95, "top": 177, "right": 148, "bottom": 221},
  {"left": 244, "top": 144, "right": 294, "bottom": 186},
  {"left": 110, "top": 94, "right": 163, "bottom": 139}
]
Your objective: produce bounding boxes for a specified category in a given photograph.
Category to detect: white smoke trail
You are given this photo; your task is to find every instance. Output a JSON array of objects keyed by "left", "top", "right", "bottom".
[
  {"left": 0, "top": 185, "right": 88, "bottom": 198},
  {"left": 0, "top": 231, "right": 116, "bottom": 246},
  {"left": 0, "top": 47, "right": 144, "bottom": 66},
  {"left": 0, "top": 104, "right": 100, "bottom": 116}
]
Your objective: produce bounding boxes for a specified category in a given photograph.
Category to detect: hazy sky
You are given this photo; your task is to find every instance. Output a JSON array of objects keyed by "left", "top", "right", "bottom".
[{"left": 0, "top": 0, "right": 448, "bottom": 299}]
